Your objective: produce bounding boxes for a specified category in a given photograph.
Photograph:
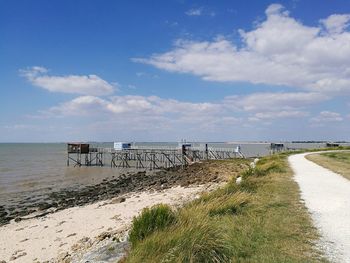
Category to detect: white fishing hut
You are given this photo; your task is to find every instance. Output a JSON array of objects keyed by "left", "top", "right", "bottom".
[{"left": 114, "top": 142, "right": 132, "bottom": 151}]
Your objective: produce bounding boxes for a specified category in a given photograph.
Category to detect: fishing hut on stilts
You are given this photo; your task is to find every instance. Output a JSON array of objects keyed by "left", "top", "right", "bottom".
[{"left": 67, "top": 143, "right": 104, "bottom": 167}]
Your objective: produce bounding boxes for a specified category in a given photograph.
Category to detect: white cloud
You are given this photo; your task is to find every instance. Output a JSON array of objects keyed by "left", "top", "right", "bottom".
[
  {"left": 47, "top": 96, "right": 112, "bottom": 116},
  {"left": 39, "top": 95, "right": 235, "bottom": 134},
  {"left": 20, "top": 89, "right": 336, "bottom": 140},
  {"left": 185, "top": 7, "right": 216, "bottom": 17},
  {"left": 39, "top": 90, "right": 319, "bottom": 128},
  {"left": 46, "top": 95, "right": 222, "bottom": 117},
  {"left": 310, "top": 111, "right": 343, "bottom": 123},
  {"left": 254, "top": 110, "right": 308, "bottom": 120},
  {"left": 225, "top": 92, "right": 328, "bottom": 112},
  {"left": 20, "top": 67, "right": 115, "bottom": 96},
  {"left": 185, "top": 8, "right": 202, "bottom": 16},
  {"left": 136, "top": 72, "right": 146, "bottom": 77},
  {"left": 134, "top": 4, "right": 350, "bottom": 95},
  {"left": 265, "top": 3, "right": 287, "bottom": 16},
  {"left": 320, "top": 14, "right": 350, "bottom": 34},
  {"left": 228, "top": 92, "right": 325, "bottom": 122},
  {"left": 136, "top": 72, "right": 159, "bottom": 79}
]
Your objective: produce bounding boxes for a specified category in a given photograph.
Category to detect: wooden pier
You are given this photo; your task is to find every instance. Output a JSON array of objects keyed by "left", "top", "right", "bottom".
[{"left": 66, "top": 143, "right": 244, "bottom": 169}]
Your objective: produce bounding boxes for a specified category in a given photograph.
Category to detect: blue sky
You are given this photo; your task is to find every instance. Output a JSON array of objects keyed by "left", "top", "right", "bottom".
[{"left": 1, "top": 0, "right": 350, "bottom": 142}]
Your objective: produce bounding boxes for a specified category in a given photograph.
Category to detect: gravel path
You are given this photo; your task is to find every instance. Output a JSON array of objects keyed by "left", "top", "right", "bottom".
[{"left": 289, "top": 152, "right": 350, "bottom": 263}]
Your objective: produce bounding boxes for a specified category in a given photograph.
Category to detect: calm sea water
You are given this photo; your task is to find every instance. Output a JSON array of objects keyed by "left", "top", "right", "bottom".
[
  {"left": 0, "top": 142, "right": 346, "bottom": 205},
  {"left": 0, "top": 143, "right": 135, "bottom": 205}
]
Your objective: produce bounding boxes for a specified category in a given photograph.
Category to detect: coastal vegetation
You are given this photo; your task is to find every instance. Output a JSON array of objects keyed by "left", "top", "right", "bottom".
[
  {"left": 124, "top": 153, "right": 326, "bottom": 262},
  {"left": 129, "top": 204, "right": 176, "bottom": 247},
  {"left": 306, "top": 151, "right": 350, "bottom": 180}
]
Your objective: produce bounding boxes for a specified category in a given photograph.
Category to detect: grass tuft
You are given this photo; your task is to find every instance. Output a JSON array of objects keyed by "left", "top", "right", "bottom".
[
  {"left": 127, "top": 209, "right": 232, "bottom": 263},
  {"left": 129, "top": 204, "right": 176, "bottom": 247},
  {"left": 207, "top": 192, "right": 250, "bottom": 216}
]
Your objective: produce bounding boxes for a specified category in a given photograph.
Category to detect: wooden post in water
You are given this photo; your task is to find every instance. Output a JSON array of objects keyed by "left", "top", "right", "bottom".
[
  {"left": 181, "top": 144, "right": 186, "bottom": 168},
  {"left": 205, "top": 144, "right": 208, "bottom": 160}
]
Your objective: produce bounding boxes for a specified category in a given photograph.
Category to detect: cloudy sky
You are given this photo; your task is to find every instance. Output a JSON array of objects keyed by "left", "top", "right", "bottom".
[{"left": 1, "top": 0, "right": 350, "bottom": 142}]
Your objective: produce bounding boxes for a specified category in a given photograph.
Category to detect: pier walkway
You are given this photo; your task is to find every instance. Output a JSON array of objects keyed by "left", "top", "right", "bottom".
[{"left": 66, "top": 144, "right": 244, "bottom": 169}]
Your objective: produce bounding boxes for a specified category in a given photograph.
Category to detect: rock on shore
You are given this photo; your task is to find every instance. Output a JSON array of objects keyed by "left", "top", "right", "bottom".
[{"left": 0, "top": 160, "right": 248, "bottom": 226}]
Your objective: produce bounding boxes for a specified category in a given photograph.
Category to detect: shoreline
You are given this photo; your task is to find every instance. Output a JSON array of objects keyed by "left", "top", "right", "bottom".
[
  {"left": 0, "top": 160, "right": 248, "bottom": 262},
  {"left": 0, "top": 184, "right": 221, "bottom": 262},
  {"left": 0, "top": 162, "right": 227, "bottom": 226}
]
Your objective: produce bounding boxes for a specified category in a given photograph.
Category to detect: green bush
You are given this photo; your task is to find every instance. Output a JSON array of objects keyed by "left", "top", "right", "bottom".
[{"left": 129, "top": 204, "right": 176, "bottom": 247}]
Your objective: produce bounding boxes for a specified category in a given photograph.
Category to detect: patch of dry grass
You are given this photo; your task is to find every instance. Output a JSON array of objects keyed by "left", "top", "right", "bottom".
[{"left": 306, "top": 151, "right": 350, "bottom": 181}]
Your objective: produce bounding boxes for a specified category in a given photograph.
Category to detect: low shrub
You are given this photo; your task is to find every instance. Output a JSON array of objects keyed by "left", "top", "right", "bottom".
[{"left": 129, "top": 204, "right": 176, "bottom": 247}]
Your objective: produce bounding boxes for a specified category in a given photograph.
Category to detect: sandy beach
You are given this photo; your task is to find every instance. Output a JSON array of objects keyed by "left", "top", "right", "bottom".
[{"left": 0, "top": 184, "right": 220, "bottom": 262}]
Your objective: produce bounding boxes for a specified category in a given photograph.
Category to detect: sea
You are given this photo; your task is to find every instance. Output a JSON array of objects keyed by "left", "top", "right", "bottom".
[{"left": 0, "top": 142, "right": 348, "bottom": 206}]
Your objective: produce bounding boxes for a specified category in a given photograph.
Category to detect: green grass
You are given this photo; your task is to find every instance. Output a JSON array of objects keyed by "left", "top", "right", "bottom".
[
  {"left": 129, "top": 204, "right": 176, "bottom": 247},
  {"left": 124, "top": 154, "right": 328, "bottom": 263}
]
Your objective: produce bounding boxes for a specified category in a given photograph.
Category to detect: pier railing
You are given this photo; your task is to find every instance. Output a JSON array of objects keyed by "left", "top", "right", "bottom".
[{"left": 66, "top": 145, "right": 244, "bottom": 169}]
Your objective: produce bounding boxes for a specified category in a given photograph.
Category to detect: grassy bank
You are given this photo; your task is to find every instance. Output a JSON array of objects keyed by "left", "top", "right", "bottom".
[
  {"left": 307, "top": 151, "right": 350, "bottom": 180},
  {"left": 123, "top": 153, "right": 326, "bottom": 263}
]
